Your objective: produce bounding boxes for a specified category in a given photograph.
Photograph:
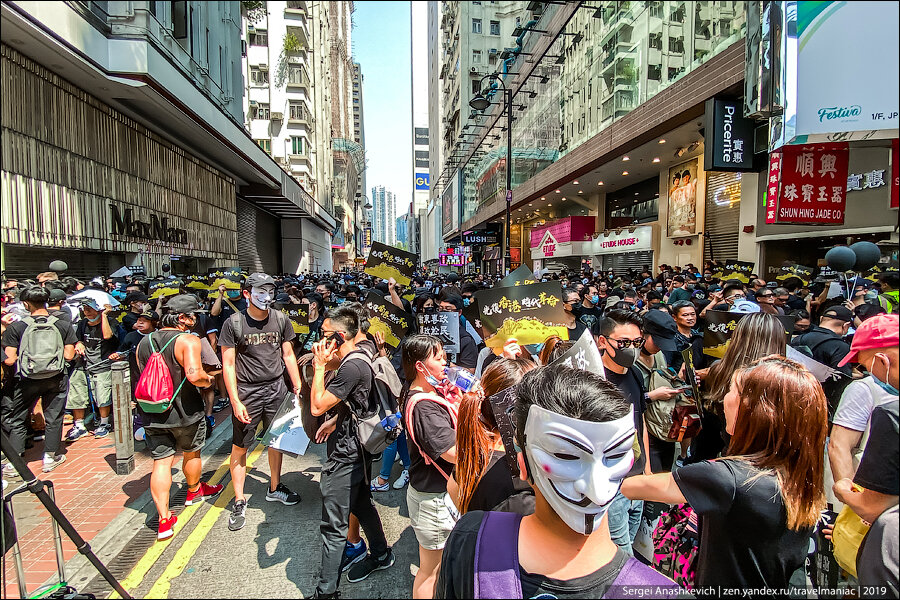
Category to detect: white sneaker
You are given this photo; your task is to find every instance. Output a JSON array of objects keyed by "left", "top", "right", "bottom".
[{"left": 392, "top": 469, "right": 409, "bottom": 490}]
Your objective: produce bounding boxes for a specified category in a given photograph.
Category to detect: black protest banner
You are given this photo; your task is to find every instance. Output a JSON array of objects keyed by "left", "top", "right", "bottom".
[
  {"left": 498, "top": 264, "right": 536, "bottom": 288},
  {"left": 487, "top": 387, "right": 520, "bottom": 476},
  {"left": 548, "top": 329, "right": 605, "bottom": 378},
  {"left": 275, "top": 303, "right": 310, "bottom": 335},
  {"left": 148, "top": 278, "right": 183, "bottom": 300},
  {"left": 363, "top": 292, "right": 411, "bottom": 348},
  {"left": 713, "top": 260, "right": 756, "bottom": 283},
  {"left": 475, "top": 281, "right": 568, "bottom": 348},
  {"left": 364, "top": 241, "right": 417, "bottom": 286},
  {"left": 703, "top": 310, "right": 796, "bottom": 358},
  {"left": 208, "top": 267, "right": 245, "bottom": 291},
  {"left": 461, "top": 298, "right": 485, "bottom": 340},
  {"left": 864, "top": 260, "right": 899, "bottom": 282},
  {"left": 184, "top": 274, "right": 210, "bottom": 290},
  {"left": 776, "top": 263, "right": 815, "bottom": 286},
  {"left": 417, "top": 309, "right": 460, "bottom": 354}
]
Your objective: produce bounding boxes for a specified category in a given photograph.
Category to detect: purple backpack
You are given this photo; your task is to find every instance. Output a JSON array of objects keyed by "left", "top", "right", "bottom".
[{"left": 474, "top": 511, "right": 681, "bottom": 599}]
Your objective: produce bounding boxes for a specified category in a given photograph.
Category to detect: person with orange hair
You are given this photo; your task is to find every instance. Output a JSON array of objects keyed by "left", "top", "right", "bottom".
[{"left": 622, "top": 356, "right": 828, "bottom": 591}]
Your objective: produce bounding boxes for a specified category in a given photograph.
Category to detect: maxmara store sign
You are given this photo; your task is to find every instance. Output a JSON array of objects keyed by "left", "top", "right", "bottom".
[{"left": 531, "top": 226, "right": 652, "bottom": 259}]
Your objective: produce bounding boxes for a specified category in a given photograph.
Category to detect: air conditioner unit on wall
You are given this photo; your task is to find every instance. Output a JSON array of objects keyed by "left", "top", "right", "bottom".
[{"left": 470, "top": 66, "right": 478, "bottom": 74}]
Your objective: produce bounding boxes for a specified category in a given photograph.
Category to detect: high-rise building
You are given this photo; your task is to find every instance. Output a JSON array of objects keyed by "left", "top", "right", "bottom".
[
  {"left": 1, "top": 0, "right": 336, "bottom": 277},
  {"left": 371, "top": 185, "right": 396, "bottom": 246},
  {"left": 351, "top": 62, "right": 367, "bottom": 254},
  {"left": 396, "top": 216, "right": 409, "bottom": 249}
]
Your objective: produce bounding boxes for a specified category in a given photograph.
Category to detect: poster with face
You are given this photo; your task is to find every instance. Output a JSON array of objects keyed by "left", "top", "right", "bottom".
[
  {"left": 666, "top": 158, "right": 699, "bottom": 237},
  {"left": 713, "top": 260, "right": 756, "bottom": 284},
  {"left": 362, "top": 292, "right": 411, "bottom": 348},
  {"left": 363, "top": 241, "right": 417, "bottom": 286},
  {"left": 703, "top": 311, "right": 796, "bottom": 358},
  {"left": 148, "top": 278, "right": 183, "bottom": 300},
  {"left": 417, "top": 309, "right": 460, "bottom": 354},
  {"left": 275, "top": 303, "right": 310, "bottom": 335},
  {"left": 548, "top": 329, "right": 606, "bottom": 379},
  {"left": 475, "top": 281, "right": 569, "bottom": 348},
  {"left": 498, "top": 264, "right": 536, "bottom": 288}
]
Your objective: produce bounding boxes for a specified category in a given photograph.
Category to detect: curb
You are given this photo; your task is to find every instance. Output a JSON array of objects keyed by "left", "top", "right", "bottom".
[{"left": 41, "top": 418, "right": 235, "bottom": 593}]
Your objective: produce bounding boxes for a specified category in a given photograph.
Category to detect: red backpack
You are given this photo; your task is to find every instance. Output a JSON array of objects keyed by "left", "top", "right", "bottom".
[{"left": 135, "top": 333, "right": 186, "bottom": 414}]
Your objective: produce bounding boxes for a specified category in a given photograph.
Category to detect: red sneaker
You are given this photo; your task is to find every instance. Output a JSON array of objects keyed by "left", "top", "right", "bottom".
[
  {"left": 185, "top": 481, "right": 224, "bottom": 506},
  {"left": 158, "top": 513, "right": 177, "bottom": 540}
]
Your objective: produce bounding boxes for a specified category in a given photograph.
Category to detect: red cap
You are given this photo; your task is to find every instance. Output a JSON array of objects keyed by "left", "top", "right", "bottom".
[{"left": 838, "top": 313, "right": 899, "bottom": 367}]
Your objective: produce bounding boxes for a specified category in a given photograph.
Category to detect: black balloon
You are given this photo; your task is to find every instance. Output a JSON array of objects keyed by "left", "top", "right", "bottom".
[
  {"left": 849, "top": 241, "right": 881, "bottom": 272},
  {"left": 825, "top": 246, "right": 856, "bottom": 272},
  {"left": 49, "top": 260, "right": 68, "bottom": 272}
]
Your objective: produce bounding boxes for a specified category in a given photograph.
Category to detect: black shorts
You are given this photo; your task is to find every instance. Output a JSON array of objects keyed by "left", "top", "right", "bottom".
[
  {"left": 144, "top": 420, "right": 207, "bottom": 460},
  {"left": 232, "top": 377, "right": 289, "bottom": 449}
]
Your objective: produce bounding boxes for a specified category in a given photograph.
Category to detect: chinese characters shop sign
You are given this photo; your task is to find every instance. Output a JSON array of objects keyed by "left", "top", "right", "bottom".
[{"left": 766, "top": 143, "right": 850, "bottom": 224}]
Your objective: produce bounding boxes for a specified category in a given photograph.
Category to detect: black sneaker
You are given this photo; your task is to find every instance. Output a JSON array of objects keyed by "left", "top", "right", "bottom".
[
  {"left": 228, "top": 499, "right": 247, "bottom": 531},
  {"left": 346, "top": 548, "right": 394, "bottom": 583},
  {"left": 213, "top": 397, "right": 230, "bottom": 413},
  {"left": 265, "top": 482, "right": 301, "bottom": 506}
]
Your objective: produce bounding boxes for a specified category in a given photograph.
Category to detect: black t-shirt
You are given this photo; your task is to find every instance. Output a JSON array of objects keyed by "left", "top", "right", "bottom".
[
  {"left": 122, "top": 311, "right": 140, "bottom": 333},
  {"left": 854, "top": 399, "right": 899, "bottom": 496},
  {"left": 574, "top": 305, "right": 603, "bottom": 336},
  {"left": 605, "top": 367, "right": 647, "bottom": 477},
  {"left": 75, "top": 316, "right": 120, "bottom": 372},
  {"left": 565, "top": 319, "right": 589, "bottom": 342},
  {"left": 435, "top": 511, "right": 668, "bottom": 599},
  {"left": 1, "top": 316, "right": 77, "bottom": 378},
  {"left": 405, "top": 392, "right": 456, "bottom": 493},
  {"left": 456, "top": 450, "right": 534, "bottom": 514},
  {"left": 218, "top": 310, "right": 295, "bottom": 385},
  {"left": 791, "top": 326, "right": 852, "bottom": 410},
  {"left": 324, "top": 352, "right": 373, "bottom": 465},
  {"left": 450, "top": 327, "right": 479, "bottom": 369},
  {"left": 50, "top": 308, "right": 72, "bottom": 325},
  {"left": 212, "top": 296, "right": 248, "bottom": 331},
  {"left": 673, "top": 459, "right": 813, "bottom": 592},
  {"left": 118, "top": 330, "right": 146, "bottom": 386}
]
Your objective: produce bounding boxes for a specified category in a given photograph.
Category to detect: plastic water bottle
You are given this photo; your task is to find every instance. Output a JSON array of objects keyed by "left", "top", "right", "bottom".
[
  {"left": 380, "top": 412, "right": 402, "bottom": 431},
  {"left": 445, "top": 366, "right": 477, "bottom": 393}
]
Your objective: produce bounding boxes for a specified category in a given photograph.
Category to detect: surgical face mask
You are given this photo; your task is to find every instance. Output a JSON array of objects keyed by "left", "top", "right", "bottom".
[
  {"left": 869, "top": 355, "right": 899, "bottom": 395},
  {"left": 524, "top": 404, "right": 635, "bottom": 535},
  {"left": 249, "top": 286, "right": 275, "bottom": 310},
  {"left": 227, "top": 289, "right": 241, "bottom": 299},
  {"left": 865, "top": 290, "right": 879, "bottom": 302},
  {"left": 655, "top": 286, "right": 664, "bottom": 293},
  {"left": 463, "top": 297, "right": 471, "bottom": 307},
  {"left": 591, "top": 295, "right": 600, "bottom": 305},
  {"left": 607, "top": 343, "right": 638, "bottom": 369},
  {"left": 418, "top": 361, "right": 443, "bottom": 388}
]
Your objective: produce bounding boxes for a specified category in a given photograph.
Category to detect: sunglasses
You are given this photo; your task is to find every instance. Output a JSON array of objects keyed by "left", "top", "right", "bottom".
[
  {"left": 758, "top": 292, "right": 774, "bottom": 298},
  {"left": 608, "top": 337, "right": 646, "bottom": 349}
]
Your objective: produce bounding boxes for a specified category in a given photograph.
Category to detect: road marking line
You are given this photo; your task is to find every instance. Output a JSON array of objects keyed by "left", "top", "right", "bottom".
[{"left": 144, "top": 444, "right": 265, "bottom": 599}]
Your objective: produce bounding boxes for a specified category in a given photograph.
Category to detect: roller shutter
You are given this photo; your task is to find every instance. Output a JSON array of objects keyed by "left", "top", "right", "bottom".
[
  {"left": 704, "top": 171, "right": 742, "bottom": 263},
  {"left": 601, "top": 251, "right": 654, "bottom": 274},
  {"left": 2, "top": 246, "right": 119, "bottom": 280},
  {"left": 236, "top": 199, "right": 282, "bottom": 274}
]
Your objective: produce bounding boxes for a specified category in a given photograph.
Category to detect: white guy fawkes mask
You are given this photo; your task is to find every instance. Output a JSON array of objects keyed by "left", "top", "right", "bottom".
[
  {"left": 250, "top": 286, "right": 275, "bottom": 310},
  {"left": 524, "top": 404, "right": 635, "bottom": 535}
]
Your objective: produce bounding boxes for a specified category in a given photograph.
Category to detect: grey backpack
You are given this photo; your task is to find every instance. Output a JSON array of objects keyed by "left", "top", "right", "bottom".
[
  {"left": 18, "top": 316, "right": 65, "bottom": 379},
  {"left": 345, "top": 351, "right": 404, "bottom": 454}
]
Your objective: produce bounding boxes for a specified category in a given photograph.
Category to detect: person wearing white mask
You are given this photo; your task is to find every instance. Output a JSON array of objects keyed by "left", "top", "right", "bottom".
[
  {"left": 434, "top": 366, "right": 679, "bottom": 598},
  {"left": 218, "top": 273, "right": 304, "bottom": 531}
]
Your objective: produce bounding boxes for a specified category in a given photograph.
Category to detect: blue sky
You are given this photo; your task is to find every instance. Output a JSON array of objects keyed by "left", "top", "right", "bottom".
[{"left": 353, "top": 1, "right": 412, "bottom": 218}]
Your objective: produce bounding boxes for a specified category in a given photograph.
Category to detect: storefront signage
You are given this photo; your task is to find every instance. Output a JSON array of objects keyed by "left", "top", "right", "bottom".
[
  {"left": 109, "top": 204, "right": 187, "bottom": 245},
  {"left": 704, "top": 98, "right": 755, "bottom": 171},
  {"left": 440, "top": 253, "right": 468, "bottom": 267},
  {"left": 893, "top": 139, "right": 900, "bottom": 209},
  {"left": 463, "top": 230, "right": 499, "bottom": 245},
  {"left": 415, "top": 173, "right": 430, "bottom": 191},
  {"left": 586, "top": 226, "right": 653, "bottom": 256},
  {"left": 540, "top": 231, "right": 558, "bottom": 258},
  {"left": 766, "top": 143, "right": 849, "bottom": 224},
  {"left": 846, "top": 170, "right": 886, "bottom": 191}
]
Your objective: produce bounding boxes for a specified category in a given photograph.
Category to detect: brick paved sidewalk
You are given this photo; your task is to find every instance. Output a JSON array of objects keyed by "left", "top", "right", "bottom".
[{"left": 2, "top": 408, "right": 233, "bottom": 598}]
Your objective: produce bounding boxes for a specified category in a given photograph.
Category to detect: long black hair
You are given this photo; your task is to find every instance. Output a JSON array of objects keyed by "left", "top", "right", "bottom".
[{"left": 399, "top": 334, "right": 444, "bottom": 405}]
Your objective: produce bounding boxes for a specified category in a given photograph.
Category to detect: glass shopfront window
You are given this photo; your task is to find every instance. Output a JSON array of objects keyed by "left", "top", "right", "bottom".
[{"left": 460, "top": 1, "right": 746, "bottom": 224}]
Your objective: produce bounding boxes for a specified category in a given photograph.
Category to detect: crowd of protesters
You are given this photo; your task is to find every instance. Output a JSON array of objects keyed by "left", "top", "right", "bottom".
[{"left": 1, "top": 259, "right": 897, "bottom": 598}]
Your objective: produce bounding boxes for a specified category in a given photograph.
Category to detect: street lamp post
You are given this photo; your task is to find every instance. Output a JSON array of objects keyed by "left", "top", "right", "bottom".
[{"left": 469, "top": 75, "right": 513, "bottom": 276}]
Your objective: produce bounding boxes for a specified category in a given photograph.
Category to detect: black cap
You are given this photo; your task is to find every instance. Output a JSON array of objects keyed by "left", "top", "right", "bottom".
[
  {"left": 137, "top": 310, "right": 160, "bottom": 323},
  {"left": 125, "top": 292, "right": 148, "bottom": 304},
  {"left": 642, "top": 309, "right": 679, "bottom": 352},
  {"left": 48, "top": 289, "right": 67, "bottom": 303},
  {"left": 166, "top": 294, "right": 206, "bottom": 314},
  {"left": 447, "top": 272, "right": 460, "bottom": 283},
  {"left": 822, "top": 305, "right": 854, "bottom": 322},
  {"left": 246, "top": 272, "right": 276, "bottom": 289}
]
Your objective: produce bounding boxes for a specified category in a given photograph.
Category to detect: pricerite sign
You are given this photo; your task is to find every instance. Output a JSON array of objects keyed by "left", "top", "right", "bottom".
[{"left": 704, "top": 98, "right": 755, "bottom": 171}]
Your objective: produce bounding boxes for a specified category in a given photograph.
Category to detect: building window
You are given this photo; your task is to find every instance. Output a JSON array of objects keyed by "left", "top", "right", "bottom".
[
  {"left": 249, "top": 30, "right": 268, "bottom": 46},
  {"left": 255, "top": 139, "right": 271, "bottom": 154},
  {"left": 472, "top": 79, "right": 482, "bottom": 94},
  {"left": 291, "top": 136, "right": 305, "bottom": 155},
  {"left": 472, "top": 49, "right": 482, "bottom": 63},
  {"left": 253, "top": 103, "right": 270, "bottom": 120},
  {"left": 472, "top": 18, "right": 482, "bottom": 34},
  {"left": 172, "top": 1, "right": 188, "bottom": 40},
  {"left": 250, "top": 66, "right": 268, "bottom": 85},
  {"left": 289, "top": 101, "right": 308, "bottom": 121},
  {"left": 490, "top": 20, "right": 500, "bottom": 35},
  {"left": 287, "top": 64, "right": 305, "bottom": 85}
]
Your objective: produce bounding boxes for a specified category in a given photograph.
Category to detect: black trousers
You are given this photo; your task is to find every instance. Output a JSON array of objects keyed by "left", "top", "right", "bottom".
[
  {"left": 316, "top": 458, "right": 389, "bottom": 595},
  {"left": 1, "top": 373, "right": 68, "bottom": 456},
  {"left": 648, "top": 434, "right": 676, "bottom": 473}
]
